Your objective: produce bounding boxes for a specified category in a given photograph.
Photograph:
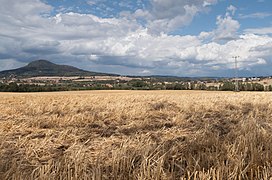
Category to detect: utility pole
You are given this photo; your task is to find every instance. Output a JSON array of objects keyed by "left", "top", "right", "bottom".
[{"left": 232, "top": 56, "right": 240, "bottom": 92}]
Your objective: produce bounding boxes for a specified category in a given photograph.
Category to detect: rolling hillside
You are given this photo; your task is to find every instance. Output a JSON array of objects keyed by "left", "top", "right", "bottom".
[{"left": 0, "top": 60, "right": 118, "bottom": 77}]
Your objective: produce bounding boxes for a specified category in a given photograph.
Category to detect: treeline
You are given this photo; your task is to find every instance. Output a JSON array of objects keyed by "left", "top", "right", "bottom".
[
  {"left": 0, "top": 81, "right": 271, "bottom": 92},
  {"left": 0, "top": 82, "right": 115, "bottom": 92},
  {"left": 124, "top": 80, "right": 271, "bottom": 91},
  {"left": 217, "top": 82, "right": 270, "bottom": 91},
  {"left": 164, "top": 82, "right": 271, "bottom": 91},
  {"left": 0, "top": 83, "right": 72, "bottom": 92}
]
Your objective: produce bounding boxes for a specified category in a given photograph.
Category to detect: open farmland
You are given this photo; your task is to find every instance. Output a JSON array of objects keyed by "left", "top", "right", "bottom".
[{"left": 1, "top": 90, "right": 272, "bottom": 179}]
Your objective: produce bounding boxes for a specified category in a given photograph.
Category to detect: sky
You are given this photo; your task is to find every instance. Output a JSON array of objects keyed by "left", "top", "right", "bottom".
[{"left": 0, "top": 0, "right": 272, "bottom": 77}]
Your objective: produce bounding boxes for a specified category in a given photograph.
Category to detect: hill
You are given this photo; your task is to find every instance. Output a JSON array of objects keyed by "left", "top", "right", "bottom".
[{"left": 0, "top": 60, "right": 118, "bottom": 77}]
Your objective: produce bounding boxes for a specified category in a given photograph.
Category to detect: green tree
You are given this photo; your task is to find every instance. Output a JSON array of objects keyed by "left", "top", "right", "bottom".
[
  {"left": 7, "top": 82, "right": 19, "bottom": 92},
  {"left": 220, "top": 82, "right": 235, "bottom": 91},
  {"left": 252, "top": 83, "right": 264, "bottom": 91}
]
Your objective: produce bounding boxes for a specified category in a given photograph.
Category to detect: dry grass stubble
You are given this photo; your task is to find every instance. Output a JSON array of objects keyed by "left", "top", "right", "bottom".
[{"left": 0, "top": 91, "right": 272, "bottom": 179}]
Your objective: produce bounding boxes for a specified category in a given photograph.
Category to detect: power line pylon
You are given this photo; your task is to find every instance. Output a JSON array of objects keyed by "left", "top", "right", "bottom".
[{"left": 232, "top": 56, "right": 240, "bottom": 92}]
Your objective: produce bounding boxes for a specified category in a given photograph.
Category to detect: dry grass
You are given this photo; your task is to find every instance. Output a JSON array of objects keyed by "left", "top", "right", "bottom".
[{"left": 1, "top": 90, "right": 272, "bottom": 179}]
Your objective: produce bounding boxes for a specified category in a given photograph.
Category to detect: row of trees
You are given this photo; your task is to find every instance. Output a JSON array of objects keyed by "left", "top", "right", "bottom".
[
  {"left": 165, "top": 82, "right": 269, "bottom": 91},
  {"left": 218, "top": 82, "right": 268, "bottom": 91},
  {"left": 132, "top": 81, "right": 269, "bottom": 91},
  {"left": 0, "top": 81, "right": 271, "bottom": 92},
  {"left": 0, "top": 83, "right": 72, "bottom": 92}
]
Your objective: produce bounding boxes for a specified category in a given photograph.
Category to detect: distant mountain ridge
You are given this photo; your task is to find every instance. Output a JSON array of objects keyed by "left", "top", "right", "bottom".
[{"left": 0, "top": 60, "right": 118, "bottom": 77}]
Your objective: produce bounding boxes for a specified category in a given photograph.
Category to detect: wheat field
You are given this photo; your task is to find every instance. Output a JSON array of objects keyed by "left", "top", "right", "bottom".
[{"left": 0, "top": 90, "right": 272, "bottom": 179}]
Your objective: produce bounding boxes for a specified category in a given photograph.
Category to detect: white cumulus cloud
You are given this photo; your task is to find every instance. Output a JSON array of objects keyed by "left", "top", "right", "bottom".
[{"left": 0, "top": 0, "right": 271, "bottom": 76}]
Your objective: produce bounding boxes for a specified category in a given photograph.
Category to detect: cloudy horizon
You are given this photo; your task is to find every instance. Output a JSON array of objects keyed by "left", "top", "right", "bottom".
[{"left": 0, "top": 0, "right": 272, "bottom": 77}]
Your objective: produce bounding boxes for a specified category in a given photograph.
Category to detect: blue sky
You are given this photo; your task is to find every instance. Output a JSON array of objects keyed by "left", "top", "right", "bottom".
[
  {"left": 180, "top": 0, "right": 272, "bottom": 35},
  {"left": 0, "top": 0, "right": 272, "bottom": 76}
]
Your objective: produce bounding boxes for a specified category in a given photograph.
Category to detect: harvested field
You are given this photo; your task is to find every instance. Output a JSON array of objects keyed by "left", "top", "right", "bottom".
[{"left": 0, "top": 90, "right": 272, "bottom": 179}]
